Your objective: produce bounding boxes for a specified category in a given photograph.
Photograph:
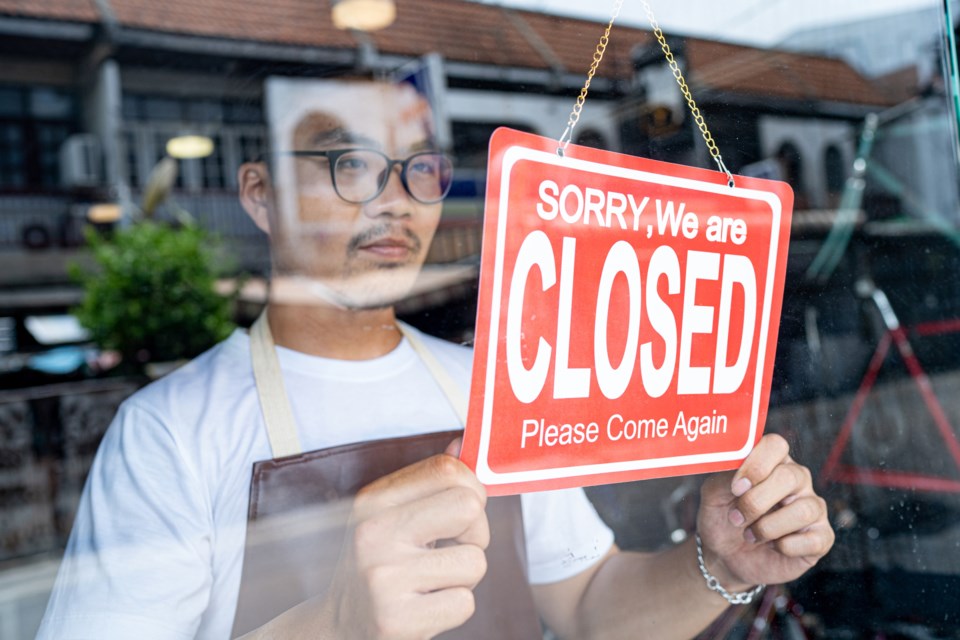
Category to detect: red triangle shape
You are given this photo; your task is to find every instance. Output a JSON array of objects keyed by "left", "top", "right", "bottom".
[{"left": 820, "top": 327, "right": 960, "bottom": 493}]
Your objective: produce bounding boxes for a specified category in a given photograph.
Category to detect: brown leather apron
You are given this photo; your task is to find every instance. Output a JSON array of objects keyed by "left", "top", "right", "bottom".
[{"left": 230, "top": 314, "right": 542, "bottom": 638}]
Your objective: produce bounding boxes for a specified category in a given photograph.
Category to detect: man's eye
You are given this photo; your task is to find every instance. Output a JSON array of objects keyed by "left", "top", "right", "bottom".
[
  {"left": 340, "top": 160, "right": 366, "bottom": 171},
  {"left": 337, "top": 154, "right": 371, "bottom": 172},
  {"left": 409, "top": 158, "right": 438, "bottom": 176}
]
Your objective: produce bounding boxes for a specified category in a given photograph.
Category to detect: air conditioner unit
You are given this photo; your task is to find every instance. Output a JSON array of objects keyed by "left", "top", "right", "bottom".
[{"left": 60, "top": 134, "right": 102, "bottom": 188}]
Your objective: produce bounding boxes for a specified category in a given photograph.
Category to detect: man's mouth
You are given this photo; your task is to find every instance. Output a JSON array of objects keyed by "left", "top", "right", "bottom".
[
  {"left": 358, "top": 237, "right": 416, "bottom": 259},
  {"left": 349, "top": 225, "right": 423, "bottom": 262}
]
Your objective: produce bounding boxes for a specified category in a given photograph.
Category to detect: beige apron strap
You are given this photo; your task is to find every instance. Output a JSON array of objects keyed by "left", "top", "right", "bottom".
[
  {"left": 250, "top": 311, "right": 304, "bottom": 458},
  {"left": 250, "top": 312, "right": 466, "bottom": 460},
  {"left": 397, "top": 321, "right": 468, "bottom": 426}
]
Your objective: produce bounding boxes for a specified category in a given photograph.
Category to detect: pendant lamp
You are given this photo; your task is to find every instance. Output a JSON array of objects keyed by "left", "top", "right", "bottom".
[
  {"left": 166, "top": 135, "right": 215, "bottom": 160},
  {"left": 332, "top": 0, "right": 396, "bottom": 31}
]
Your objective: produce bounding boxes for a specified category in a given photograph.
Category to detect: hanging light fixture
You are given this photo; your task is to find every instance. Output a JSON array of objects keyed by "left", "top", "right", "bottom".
[
  {"left": 331, "top": 0, "right": 396, "bottom": 31},
  {"left": 87, "top": 203, "right": 122, "bottom": 224},
  {"left": 166, "top": 134, "right": 215, "bottom": 160}
]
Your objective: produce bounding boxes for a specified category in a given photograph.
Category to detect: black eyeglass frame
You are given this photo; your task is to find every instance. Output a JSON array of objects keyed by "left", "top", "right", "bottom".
[{"left": 278, "top": 148, "right": 454, "bottom": 205}]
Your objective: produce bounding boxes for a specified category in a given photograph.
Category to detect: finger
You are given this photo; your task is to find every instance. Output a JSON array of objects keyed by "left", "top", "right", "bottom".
[
  {"left": 700, "top": 470, "right": 736, "bottom": 509},
  {"left": 406, "top": 544, "right": 488, "bottom": 593},
  {"left": 771, "top": 525, "right": 835, "bottom": 559},
  {"left": 352, "top": 486, "right": 488, "bottom": 565},
  {"left": 412, "top": 587, "right": 477, "bottom": 638},
  {"left": 355, "top": 454, "right": 486, "bottom": 519},
  {"left": 733, "top": 463, "right": 813, "bottom": 526},
  {"left": 445, "top": 437, "right": 463, "bottom": 457},
  {"left": 731, "top": 434, "right": 791, "bottom": 497},
  {"left": 394, "top": 486, "right": 491, "bottom": 549},
  {"left": 370, "top": 587, "right": 476, "bottom": 639},
  {"left": 748, "top": 495, "right": 827, "bottom": 543}
]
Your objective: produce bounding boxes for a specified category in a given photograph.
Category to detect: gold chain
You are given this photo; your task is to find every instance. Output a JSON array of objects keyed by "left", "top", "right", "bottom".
[
  {"left": 640, "top": 0, "right": 734, "bottom": 187},
  {"left": 557, "top": 0, "right": 624, "bottom": 156}
]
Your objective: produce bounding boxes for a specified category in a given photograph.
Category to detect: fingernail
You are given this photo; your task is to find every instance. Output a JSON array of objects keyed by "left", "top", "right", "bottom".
[
  {"left": 744, "top": 528, "right": 757, "bottom": 544},
  {"left": 728, "top": 508, "right": 745, "bottom": 527},
  {"left": 445, "top": 438, "right": 463, "bottom": 457},
  {"left": 732, "top": 477, "right": 752, "bottom": 497}
]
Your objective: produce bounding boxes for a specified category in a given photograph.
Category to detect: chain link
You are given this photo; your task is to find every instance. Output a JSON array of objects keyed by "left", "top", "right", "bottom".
[
  {"left": 557, "top": 0, "right": 624, "bottom": 156},
  {"left": 557, "top": 0, "right": 734, "bottom": 187},
  {"left": 640, "top": 0, "right": 735, "bottom": 187},
  {"left": 695, "top": 534, "right": 765, "bottom": 605}
]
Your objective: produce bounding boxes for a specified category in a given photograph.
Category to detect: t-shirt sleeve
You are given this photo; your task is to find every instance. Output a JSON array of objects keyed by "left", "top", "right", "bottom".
[
  {"left": 521, "top": 487, "right": 616, "bottom": 585},
  {"left": 36, "top": 400, "right": 214, "bottom": 640}
]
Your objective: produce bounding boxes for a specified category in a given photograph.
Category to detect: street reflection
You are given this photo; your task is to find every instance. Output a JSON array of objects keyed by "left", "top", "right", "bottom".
[{"left": 1, "top": 0, "right": 959, "bottom": 638}]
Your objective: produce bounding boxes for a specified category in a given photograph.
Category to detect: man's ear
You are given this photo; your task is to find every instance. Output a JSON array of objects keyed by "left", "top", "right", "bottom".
[{"left": 238, "top": 162, "right": 273, "bottom": 234}]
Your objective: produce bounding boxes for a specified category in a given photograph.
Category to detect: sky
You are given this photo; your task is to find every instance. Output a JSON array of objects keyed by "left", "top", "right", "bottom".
[{"left": 482, "top": 0, "right": 944, "bottom": 46}]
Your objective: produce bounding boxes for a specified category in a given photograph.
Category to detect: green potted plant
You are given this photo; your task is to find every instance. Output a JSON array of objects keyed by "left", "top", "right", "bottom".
[
  {"left": 71, "top": 215, "right": 235, "bottom": 377},
  {"left": 72, "top": 154, "right": 238, "bottom": 376}
]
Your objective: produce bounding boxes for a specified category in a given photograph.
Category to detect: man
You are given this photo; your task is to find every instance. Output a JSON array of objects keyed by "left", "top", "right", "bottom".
[{"left": 39, "top": 78, "right": 833, "bottom": 639}]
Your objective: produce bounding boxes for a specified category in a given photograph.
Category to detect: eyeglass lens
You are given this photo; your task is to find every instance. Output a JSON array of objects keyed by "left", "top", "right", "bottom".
[{"left": 333, "top": 150, "right": 453, "bottom": 204}]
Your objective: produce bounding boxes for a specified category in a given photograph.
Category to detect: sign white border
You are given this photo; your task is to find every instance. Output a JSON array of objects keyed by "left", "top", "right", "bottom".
[{"left": 475, "top": 146, "right": 784, "bottom": 486}]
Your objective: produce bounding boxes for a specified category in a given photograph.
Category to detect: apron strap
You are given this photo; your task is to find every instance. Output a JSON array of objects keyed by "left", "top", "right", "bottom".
[
  {"left": 397, "top": 321, "right": 468, "bottom": 426},
  {"left": 250, "top": 311, "right": 467, "bottom": 460},
  {"left": 250, "top": 312, "right": 304, "bottom": 458}
]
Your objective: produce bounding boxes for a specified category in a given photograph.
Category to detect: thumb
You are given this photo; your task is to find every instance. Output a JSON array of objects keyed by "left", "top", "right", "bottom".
[{"left": 445, "top": 437, "right": 463, "bottom": 458}]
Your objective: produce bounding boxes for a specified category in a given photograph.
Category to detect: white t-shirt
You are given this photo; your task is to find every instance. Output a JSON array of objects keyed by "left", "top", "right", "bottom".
[{"left": 38, "top": 326, "right": 614, "bottom": 640}]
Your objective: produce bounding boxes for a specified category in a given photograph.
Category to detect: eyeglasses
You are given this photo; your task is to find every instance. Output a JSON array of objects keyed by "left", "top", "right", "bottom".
[{"left": 283, "top": 148, "right": 454, "bottom": 204}]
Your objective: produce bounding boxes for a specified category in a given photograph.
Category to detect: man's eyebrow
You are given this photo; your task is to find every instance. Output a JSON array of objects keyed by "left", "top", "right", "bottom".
[
  {"left": 307, "top": 128, "right": 378, "bottom": 149},
  {"left": 408, "top": 139, "right": 439, "bottom": 153}
]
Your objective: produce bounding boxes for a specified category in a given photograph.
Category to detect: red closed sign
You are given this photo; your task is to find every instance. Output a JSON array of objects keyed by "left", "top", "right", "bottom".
[{"left": 461, "top": 128, "right": 794, "bottom": 495}]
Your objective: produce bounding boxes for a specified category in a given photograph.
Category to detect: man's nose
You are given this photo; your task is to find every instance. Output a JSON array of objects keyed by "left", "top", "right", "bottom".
[{"left": 366, "top": 163, "right": 412, "bottom": 216}]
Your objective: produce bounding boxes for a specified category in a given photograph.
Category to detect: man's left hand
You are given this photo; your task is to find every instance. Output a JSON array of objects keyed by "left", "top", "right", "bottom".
[{"left": 696, "top": 433, "right": 835, "bottom": 592}]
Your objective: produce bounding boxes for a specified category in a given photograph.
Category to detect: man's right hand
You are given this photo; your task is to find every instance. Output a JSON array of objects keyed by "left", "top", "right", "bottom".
[{"left": 320, "top": 440, "right": 490, "bottom": 639}]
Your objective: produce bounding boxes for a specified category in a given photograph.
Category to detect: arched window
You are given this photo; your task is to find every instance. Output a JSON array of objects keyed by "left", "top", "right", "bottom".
[
  {"left": 777, "top": 141, "right": 808, "bottom": 209},
  {"left": 776, "top": 142, "right": 803, "bottom": 188},
  {"left": 575, "top": 129, "right": 607, "bottom": 150},
  {"left": 824, "top": 144, "right": 846, "bottom": 194}
]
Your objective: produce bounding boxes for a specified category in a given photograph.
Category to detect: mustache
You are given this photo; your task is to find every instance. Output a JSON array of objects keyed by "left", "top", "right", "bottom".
[{"left": 346, "top": 223, "right": 423, "bottom": 256}]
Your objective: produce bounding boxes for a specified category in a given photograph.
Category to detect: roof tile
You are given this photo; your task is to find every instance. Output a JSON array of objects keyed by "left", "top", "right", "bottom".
[
  {"left": 108, "top": 0, "right": 355, "bottom": 48},
  {"left": 685, "top": 38, "right": 892, "bottom": 106},
  {"left": 1, "top": 0, "right": 893, "bottom": 107},
  {"left": 518, "top": 9, "right": 648, "bottom": 79},
  {"left": 0, "top": 0, "right": 98, "bottom": 22}
]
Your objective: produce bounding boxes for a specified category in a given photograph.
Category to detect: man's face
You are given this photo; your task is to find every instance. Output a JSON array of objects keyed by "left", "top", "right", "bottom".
[{"left": 268, "top": 83, "right": 444, "bottom": 310}]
